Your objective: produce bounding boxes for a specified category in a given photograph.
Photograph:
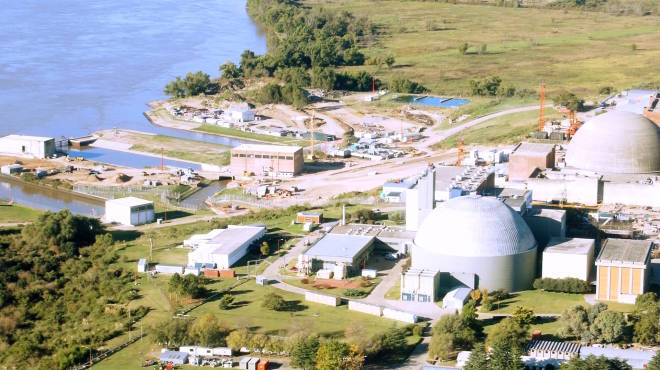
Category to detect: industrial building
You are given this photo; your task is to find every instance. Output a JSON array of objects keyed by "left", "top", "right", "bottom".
[
  {"left": 226, "top": 103, "right": 255, "bottom": 123},
  {"left": 296, "top": 211, "right": 323, "bottom": 224},
  {"left": 381, "top": 181, "right": 414, "bottom": 203},
  {"left": 508, "top": 142, "right": 555, "bottom": 181},
  {"left": 596, "top": 238, "right": 652, "bottom": 304},
  {"left": 400, "top": 268, "right": 441, "bottom": 302},
  {"left": 298, "top": 233, "right": 375, "bottom": 277},
  {"left": 0, "top": 135, "right": 56, "bottom": 159},
  {"left": 412, "top": 195, "right": 538, "bottom": 293},
  {"left": 186, "top": 225, "right": 266, "bottom": 269},
  {"left": 542, "top": 237, "right": 594, "bottom": 281},
  {"left": 434, "top": 165, "right": 494, "bottom": 202},
  {"left": 104, "top": 197, "right": 154, "bottom": 226},
  {"left": 441, "top": 287, "right": 471, "bottom": 311},
  {"left": 230, "top": 144, "right": 303, "bottom": 178},
  {"left": 405, "top": 167, "right": 436, "bottom": 231}
]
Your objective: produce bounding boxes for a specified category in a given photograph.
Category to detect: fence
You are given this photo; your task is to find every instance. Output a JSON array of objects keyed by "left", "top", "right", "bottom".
[
  {"left": 73, "top": 184, "right": 204, "bottom": 211},
  {"left": 209, "top": 194, "right": 274, "bottom": 209},
  {"left": 71, "top": 333, "right": 146, "bottom": 370}
]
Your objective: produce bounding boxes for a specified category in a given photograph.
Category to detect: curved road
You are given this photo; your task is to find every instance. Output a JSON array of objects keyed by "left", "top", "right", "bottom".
[{"left": 420, "top": 104, "right": 552, "bottom": 150}]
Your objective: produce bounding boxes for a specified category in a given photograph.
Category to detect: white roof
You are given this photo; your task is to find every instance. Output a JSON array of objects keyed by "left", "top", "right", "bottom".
[
  {"left": 565, "top": 111, "right": 660, "bottom": 174},
  {"left": 544, "top": 237, "right": 594, "bottom": 255},
  {"left": 415, "top": 195, "right": 537, "bottom": 257},
  {"left": 105, "top": 196, "right": 153, "bottom": 207},
  {"left": 1, "top": 134, "right": 54, "bottom": 142},
  {"left": 232, "top": 144, "right": 301, "bottom": 154},
  {"left": 193, "top": 226, "right": 265, "bottom": 256}
]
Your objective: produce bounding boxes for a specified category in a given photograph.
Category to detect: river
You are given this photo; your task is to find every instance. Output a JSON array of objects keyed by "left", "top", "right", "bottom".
[
  {"left": 0, "top": 0, "right": 267, "bottom": 139},
  {"left": 0, "top": 0, "right": 267, "bottom": 214}
]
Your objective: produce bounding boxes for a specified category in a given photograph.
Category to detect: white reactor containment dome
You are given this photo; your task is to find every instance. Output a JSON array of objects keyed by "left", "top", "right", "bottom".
[
  {"left": 412, "top": 195, "right": 538, "bottom": 292},
  {"left": 565, "top": 111, "right": 660, "bottom": 174}
]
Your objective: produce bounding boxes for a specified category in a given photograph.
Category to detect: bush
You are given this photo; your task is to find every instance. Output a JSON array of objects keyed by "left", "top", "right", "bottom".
[
  {"left": 533, "top": 277, "right": 591, "bottom": 294},
  {"left": 458, "top": 42, "right": 469, "bottom": 55},
  {"left": 218, "top": 294, "right": 234, "bottom": 310},
  {"left": 554, "top": 91, "right": 585, "bottom": 111},
  {"left": 344, "top": 289, "right": 366, "bottom": 297},
  {"left": 412, "top": 325, "right": 424, "bottom": 337},
  {"left": 469, "top": 76, "right": 502, "bottom": 96},
  {"left": 262, "top": 292, "right": 286, "bottom": 311},
  {"left": 599, "top": 86, "right": 614, "bottom": 95},
  {"left": 388, "top": 75, "right": 427, "bottom": 94}
]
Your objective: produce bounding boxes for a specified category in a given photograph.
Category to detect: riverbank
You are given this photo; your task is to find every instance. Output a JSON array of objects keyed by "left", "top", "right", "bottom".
[{"left": 94, "top": 129, "right": 230, "bottom": 169}]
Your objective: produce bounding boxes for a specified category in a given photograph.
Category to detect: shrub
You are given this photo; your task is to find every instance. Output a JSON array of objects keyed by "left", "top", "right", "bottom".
[
  {"left": 412, "top": 325, "right": 424, "bottom": 337},
  {"left": 344, "top": 289, "right": 366, "bottom": 297},
  {"left": 458, "top": 42, "right": 469, "bottom": 55},
  {"left": 388, "top": 75, "right": 427, "bottom": 94},
  {"left": 533, "top": 277, "right": 591, "bottom": 294},
  {"left": 599, "top": 86, "right": 614, "bottom": 95},
  {"left": 262, "top": 292, "right": 286, "bottom": 311},
  {"left": 218, "top": 294, "right": 234, "bottom": 310}
]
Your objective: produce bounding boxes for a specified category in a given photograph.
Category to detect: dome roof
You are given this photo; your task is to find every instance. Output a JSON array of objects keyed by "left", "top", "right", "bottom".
[
  {"left": 414, "top": 195, "right": 537, "bottom": 257},
  {"left": 565, "top": 111, "right": 660, "bottom": 174}
]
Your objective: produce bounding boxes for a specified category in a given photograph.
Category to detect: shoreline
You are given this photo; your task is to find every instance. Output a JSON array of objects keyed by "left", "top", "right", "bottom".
[{"left": 0, "top": 173, "right": 106, "bottom": 205}]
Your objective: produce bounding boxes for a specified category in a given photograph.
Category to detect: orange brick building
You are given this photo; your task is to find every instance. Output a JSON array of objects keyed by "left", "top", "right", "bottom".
[
  {"left": 230, "top": 144, "right": 303, "bottom": 178},
  {"left": 596, "top": 239, "right": 652, "bottom": 304}
]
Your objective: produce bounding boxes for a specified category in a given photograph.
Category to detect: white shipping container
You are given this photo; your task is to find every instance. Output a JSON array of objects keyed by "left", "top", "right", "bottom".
[
  {"left": 348, "top": 300, "right": 382, "bottom": 317},
  {"left": 155, "top": 264, "right": 184, "bottom": 275},
  {"left": 305, "top": 291, "right": 340, "bottom": 306},
  {"left": 212, "top": 347, "right": 233, "bottom": 357},
  {"left": 361, "top": 269, "right": 377, "bottom": 278},
  {"left": 382, "top": 308, "right": 417, "bottom": 323}
]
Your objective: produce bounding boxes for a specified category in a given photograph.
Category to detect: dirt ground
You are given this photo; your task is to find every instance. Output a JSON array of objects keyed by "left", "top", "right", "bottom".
[{"left": 312, "top": 279, "right": 361, "bottom": 289}]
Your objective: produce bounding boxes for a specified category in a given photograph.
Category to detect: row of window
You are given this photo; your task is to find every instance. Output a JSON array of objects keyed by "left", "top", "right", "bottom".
[{"left": 231, "top": 153, "right": 293, "bottom": 160}]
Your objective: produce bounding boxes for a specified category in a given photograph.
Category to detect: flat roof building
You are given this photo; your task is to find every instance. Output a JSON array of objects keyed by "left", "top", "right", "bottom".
[
  {"left": 542, "top": 237, "right": 595, "bottom": 281},
  {"left": 230, "top": 144, "right": 303, "bottom": 178},
  {"left": 300, "top": 233, "right": 375, "bottom": 276},
  {"left": 187, "top": 225, "right": 266, "bottom": 269},
  {"left": 296, "top": 211, "right": 323, "bottom": 224},
  {"left": 596, "top": 238, "right": 652, "bottom": 304},
  {"left": 401, "top": 268, "right": 441, "bottom": 303},
  {"left": 0, "top": 135, "right": 56, "bottom": 159},
  {"left": 508, "top": 142, "right": 555, "bottom": 182},
  {"left": 105, "top": 197, "right": 154, "bottom": 226}
]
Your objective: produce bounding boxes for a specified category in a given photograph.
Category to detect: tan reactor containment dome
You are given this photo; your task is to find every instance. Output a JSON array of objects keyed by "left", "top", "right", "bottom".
[
  {"left": 565, "top": 111, "right": 660, "bottom": 174},
  {"left": 412, "top": 195, "right": 537, "bottom": 291}
]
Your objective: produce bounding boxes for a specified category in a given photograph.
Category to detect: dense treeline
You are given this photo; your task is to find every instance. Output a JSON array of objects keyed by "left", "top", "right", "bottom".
[
  {"left": 0, "top": 211, "right": 144, "bottom": 369},
  {"left": 533, "top": 277, "right": 592, "bottom": 293}
]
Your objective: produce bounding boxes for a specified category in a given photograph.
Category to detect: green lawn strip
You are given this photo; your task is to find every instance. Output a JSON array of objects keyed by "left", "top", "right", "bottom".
[
  {"left": 0, "top": 203, "right": 42, "bottom": 223},
  {"left": 483, "top": 290, "right": 635, "bottom": 315},
  {"left": 196, "top": 124, "right": 310, "bottom": 146},
  {"left": 283, "top": 276, "right": 382, "bottom": 298},
  {"left": 385, "top": 278, "right": 401, "bottom": 300}
]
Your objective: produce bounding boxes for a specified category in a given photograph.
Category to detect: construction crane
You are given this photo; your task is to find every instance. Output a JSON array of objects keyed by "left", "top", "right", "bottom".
[
  {"left": 539, "top": 82, "right": 546, "bottom": 132},
  {"left": 456, "top": 138, "right": 465, "bottom": 166}
]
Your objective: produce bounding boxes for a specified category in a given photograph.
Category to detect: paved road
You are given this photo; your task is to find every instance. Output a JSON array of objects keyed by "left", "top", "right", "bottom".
[{"left": 419, "top": 104, "right": 552, "bottom": 150}]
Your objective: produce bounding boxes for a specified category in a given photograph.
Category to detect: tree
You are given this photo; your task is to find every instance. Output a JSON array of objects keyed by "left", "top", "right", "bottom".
[
  {"left": 429, "top": 312, "right": 477, "bottom": 360},
  {"left": 188, "top": 314, "right": 227, "bottom": 347},
  {"left": 260, "top": 241, "right": 270, "bottom": 256},
  {"left": 511, "top": 306, "right": 535, "bottom": 327},
  {"left": 647, "top": 351, "right": 660, "bottom": 370},
  {"left": 488, "top": 317, "right": 528, "bottom": 352},
  {"left": 459, "top": 42, "right": 469, "bottom": 55},
  {"left": 489, "top": 340, "right": 525, "bottom": 370},
  {"left": 561, "top": 355, "right": 632, "bottom": 370},
  {"left": 344, "top": 344, "right": 365, "bottom": 370},
  {"left": 384, "top": 54, "right": 395, "bottom": 68},
  {"left": 250, "top": 333, "right": 269, "bottom": 353},
  {"left": 262, "top": 292, "right": 286, "bottom": 311},
  {"left": 316, "top": 340, "right": 349, "bottom": 370},
  {"left": 219, "top": 61, "right": 242, "bottom": 79},
  {"left": 591, "top": 310, "right": 626, "bottom": 343},
  {"left": 218, "top": 294, "right": 234, "bottom": 310},
  {"left": 557, "top": 305, "right": 590, "bottom": 341},
  {"left": 464, "top": 342, "right": 489, "bottom": 370},
  {"left": 226, "top": 328, "right": 252, "bottom": 351},
  {"left": 555, "top": 91, "right": 585, "bottom": 112},
  {"left": 290, "top": 334, "right": 320, "bottom": 369},
  {"left": 153, "top": 319, "right": 191, "bottom": 348}
]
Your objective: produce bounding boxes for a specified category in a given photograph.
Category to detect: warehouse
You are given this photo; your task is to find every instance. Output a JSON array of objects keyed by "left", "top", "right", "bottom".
[
  {"left": 508, "top": 142, "right": 555, "bottom": 181},
  {"left": 411, "top": 195, "right": 538, "bottom": 292},
  {"left": 596, "top": 238, "right": 652, "bottom": 304},
  {"left": 230, "top": 144, "right": 303, "bottom": 178},
  {"left": 186, "top": 225, "right": 266, "bottom": 269},
  {"left": 542, "top": 237, "right": 595, "bottom": 281},
  {"left": 298, "top": 233, "right": 375, "bottom": 277},
  {"left": 105, "top": 197, "right": 154, "bottom": 226},
  {"left": 0, "top": 135, "right": 56, "bottom": 159}
]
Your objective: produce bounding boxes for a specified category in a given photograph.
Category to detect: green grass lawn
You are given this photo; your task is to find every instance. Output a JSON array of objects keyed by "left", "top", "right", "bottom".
[
  {"left": 483, "top": 290, "right": 635, "bottom": 315},
  {"left": 190, "top": 280, "right": 401, "bottom": 337},
  {"left": 432, "top": 108, "right": 561, "bottom": 149},
  {"left": 385, "top": 278, "right": 401, "bottom": 300},
  {"left": 0, "top": 204, "right": 42, "bottom": 223},
  {"left": 130, "top": 136, "right": 230, "bottom": 167},
  {"left": 307, "top": 0, "right": 660, "bottom": 97}
]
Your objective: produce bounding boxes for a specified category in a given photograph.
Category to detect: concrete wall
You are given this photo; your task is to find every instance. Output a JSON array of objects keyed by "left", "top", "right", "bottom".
[
  {"left": 412, "top": 245, "right": 537, "bottom": 292},
  {"left": 509, "top": 149, "right": 555, "bottom": 181},
  {"left": 523, "top": 209, "right": 566, "bottom": 248},
  {"left": 602, "top": 182, "right": 660, "bottom": 207},
  {"left": 382, "top": 308, "right": 417, "bottom": 323},
  {"left": 348, "top": 301, "right": 382, "bottom": 317},
  {"left": 527, "top": 177, "right": 601, "bottom": 206},
  {"left": 542, "top": 249, "right": 593, "bottom": 281},
  {"left": 0, "top": 136, "right": 55, "bottom": 159},
  {"left": 305, "top": 291, "right": 341, "bottom": 306}
]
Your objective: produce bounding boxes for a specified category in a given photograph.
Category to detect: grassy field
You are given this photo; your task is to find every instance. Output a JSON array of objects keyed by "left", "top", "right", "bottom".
[
  {"left": 0, "top": 203, "right": 42, "bottom": 223},
  {"left": 308, "top": 0, "right": 660, "bottom": 97},
  {"left": 385, "top": 278, "right": 401, "bottom": 300},
  {"left": 127, "top": 134, "right": 231, "bottom": 167},
  {"left": 196, "top": 124, "right": 310, "bottom": 146},
  {"left": 484, "top": 290, "right": 635, "bottom": 315},
  {"left": 432, "top": 108, "right": 561, "bottom": 149}
]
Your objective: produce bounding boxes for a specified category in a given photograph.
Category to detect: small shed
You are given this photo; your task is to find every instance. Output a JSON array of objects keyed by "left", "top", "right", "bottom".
[
  {"left": 1, "top": 164, "right": 22, "bottom": 175},
  {"left": 137, "top": 258, "right": 147, "bottom": 273},
  {"left": 296, "top": 211, "right": 323, "bottom": 224},
  {"left": 105, "top": 197, "right": 155, "bottom": 226}
]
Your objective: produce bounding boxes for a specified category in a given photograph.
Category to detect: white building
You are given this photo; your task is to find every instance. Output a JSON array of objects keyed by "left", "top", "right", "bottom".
[
  {"left": 442, "top": 287, "right": 471, "bottom": 312},
  {"left": 0, "top": 135, "right": 56, "bottom": 159},
  {"left": 105, "top": 197, "right": 154, "bottom": 226},
  {"left": 542, "top": 237, "right": 595, "bottom": 281},
  {"left": 186, "top": 225, "right": 266, "bottom": 269},
  {"left": 227, "top": 103, "right": 255, "bottom": 123},
  {"left": 400, "top": 268, "right": 440, "bottom": 303}
]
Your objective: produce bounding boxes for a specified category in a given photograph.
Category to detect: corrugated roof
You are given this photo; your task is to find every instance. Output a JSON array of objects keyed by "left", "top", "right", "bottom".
[
  {"left": 304, "top": 233, "right": 374, "bottom": 263},
  {"left": 525, "top": 340, "right": 581, "bottom": 355},
  {"left": 596, "top": 238, "right": 652, "bottom": 264},
  {"left": 202, "top": 226, "right": 265, "bottom": 255},
  {"left": 231, "top": 144, "right": 301, "bottom": 154}
]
